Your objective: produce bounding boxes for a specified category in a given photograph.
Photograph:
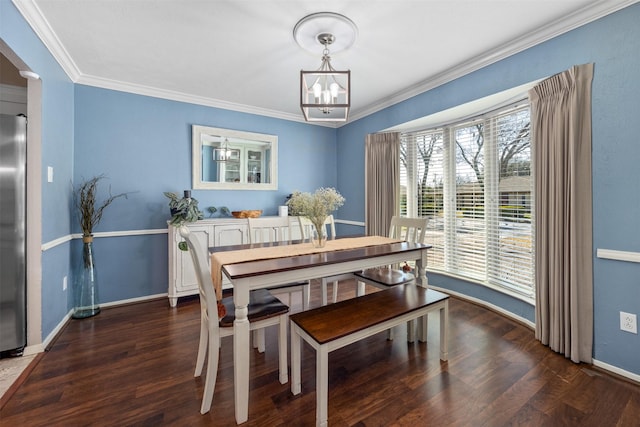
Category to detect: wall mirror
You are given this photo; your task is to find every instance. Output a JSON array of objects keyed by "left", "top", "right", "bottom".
[{"left": 192, "top": 125, "right": 278, "bottom": 190}]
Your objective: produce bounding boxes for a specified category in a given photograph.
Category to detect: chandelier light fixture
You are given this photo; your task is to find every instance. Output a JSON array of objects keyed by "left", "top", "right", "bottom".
[
  {"left": 294, "top": 12, "right": 357, "bottom": 122},
  {"left": 214, "top": 138, "right": 239, "bottom": 162}
]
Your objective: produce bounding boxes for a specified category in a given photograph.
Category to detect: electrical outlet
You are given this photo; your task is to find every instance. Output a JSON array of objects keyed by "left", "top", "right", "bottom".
[
  {"left": 620, "top": 311, "right": 637, "bottom": 334},
  {"left": 63, "top": 275, "right": 68, "bottom": 291}
]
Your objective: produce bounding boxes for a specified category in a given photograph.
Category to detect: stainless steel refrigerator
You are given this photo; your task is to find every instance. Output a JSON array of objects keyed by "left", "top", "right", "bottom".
[{"left": 0, "top": 114, "right": 27, "bottom": 356}]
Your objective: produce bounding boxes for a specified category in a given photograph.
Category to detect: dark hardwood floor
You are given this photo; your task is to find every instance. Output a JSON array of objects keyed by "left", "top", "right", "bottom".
[{"left": 2, "top": 280, "right": 639, "bottom": 426}]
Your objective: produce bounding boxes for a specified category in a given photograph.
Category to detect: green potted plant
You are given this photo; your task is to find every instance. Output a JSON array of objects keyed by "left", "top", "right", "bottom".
[
  {"left": 164, "top": 190, "right": 204, "bottom": 250},
  {"left": 164, "top": 190, "right": 204, "bottom": 226}
]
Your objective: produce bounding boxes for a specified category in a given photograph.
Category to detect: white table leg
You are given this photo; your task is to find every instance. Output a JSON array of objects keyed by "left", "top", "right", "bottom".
[
  {"left": 356, "top": 281, "right": 365, "bottom": 297},
  {"left": 321, "top": 279, "right": 329, "bottom": 306},
  {"left": 317, "top": 347, "right": 329, "bottom": 427},
  {"left": 416, "top": 249, "right": 429, "bottom": 288},
  {"left": 303, "top": 285, "right": 310, "bottom": 310},
  {"left": 407, "top": 319, "right": 415, "bottom": 343},
  {"left": 279, "top": 315, "right": 288, "bottom": 384},
  {"left": 291, "top": 324, "right": 301, "bottom": 395},
  {"left": 440, "top": 300, "right": 449, "bottom": 361},
  {"left": 416, "top": 250, "right": 430, "bottom": 344},
  {"left": 233, "top": 287, "right": 250, "bottom": 424}
]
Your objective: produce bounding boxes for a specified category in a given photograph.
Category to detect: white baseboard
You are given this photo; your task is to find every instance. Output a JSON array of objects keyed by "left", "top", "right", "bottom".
[
  {"left": 31, "top": 293, "right": 169, "bottom": 355},
  {"left": 431, "top": 285, "right": 640, "bottom": 384},
  {"left": 592, "top": 358, "right": 640, "bottom": 384},
  {"left": 43, "top": 310, "right": 73, "bottom": 350},
  {"left": 429, "top": 284, "right": 535, "bottom": 330},
  {"left": 100, "top": 293, "right": 167, "bottom": 308}
]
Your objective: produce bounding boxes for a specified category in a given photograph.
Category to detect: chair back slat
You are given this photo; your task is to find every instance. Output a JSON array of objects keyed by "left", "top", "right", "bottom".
[
  {"left": 388, "top": 216, "right": 428, "bottom": 243},
  {"left": 247, "top": 217, "right": 296, "bottom": 243},
  {"left": 178, "top": 226, "right": 219, "bottom": 335},
  {"left": 297, "top": 215, "right": 336, "bottom": 240}
]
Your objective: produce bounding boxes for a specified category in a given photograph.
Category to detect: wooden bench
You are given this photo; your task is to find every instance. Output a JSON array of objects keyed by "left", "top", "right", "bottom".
[{"left": 290, "top": 284, "right": 449, "bottom": 427}]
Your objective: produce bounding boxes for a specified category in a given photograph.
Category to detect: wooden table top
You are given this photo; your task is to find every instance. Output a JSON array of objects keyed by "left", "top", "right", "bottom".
[{"left": 214, "top": 239, "right": 432, "bottom": 279}]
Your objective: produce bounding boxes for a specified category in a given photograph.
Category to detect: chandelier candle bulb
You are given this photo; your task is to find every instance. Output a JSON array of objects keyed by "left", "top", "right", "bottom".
[{"left": 295, "top": 12, "right": 356, "bottom": 122}]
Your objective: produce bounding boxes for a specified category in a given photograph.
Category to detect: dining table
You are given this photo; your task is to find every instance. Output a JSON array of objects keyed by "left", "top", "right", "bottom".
[{"left": 209, "top": 235, "right": 432, "bottom": 424}]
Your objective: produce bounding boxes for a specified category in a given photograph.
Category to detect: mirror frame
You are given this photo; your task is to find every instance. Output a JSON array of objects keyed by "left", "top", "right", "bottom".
[{"left": 192, "top": 125, "right": 278, "bottom": 190}]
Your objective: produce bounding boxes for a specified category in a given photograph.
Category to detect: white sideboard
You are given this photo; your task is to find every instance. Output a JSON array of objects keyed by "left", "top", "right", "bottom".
[{"left": 167, "top": 216, "right": 302, "bottom": 306}]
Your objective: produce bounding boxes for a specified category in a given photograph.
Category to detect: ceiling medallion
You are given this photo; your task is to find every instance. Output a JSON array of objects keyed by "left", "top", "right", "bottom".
[{"left": 294, "top": 12, "right": 357, "bottom": 122}]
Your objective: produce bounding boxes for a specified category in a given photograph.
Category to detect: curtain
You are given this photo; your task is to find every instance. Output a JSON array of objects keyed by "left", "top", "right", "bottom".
[
  {"left": 529, "top": 63, "right": 594, "bottom": 363},
  {"left": 365, "top": 132, "right": 400, "bottom": 236}
]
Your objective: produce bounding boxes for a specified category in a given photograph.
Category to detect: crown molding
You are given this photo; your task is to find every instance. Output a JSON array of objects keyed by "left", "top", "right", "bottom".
[
  {"left": 74, "top": 73, "right": 328, "bottom": 125},
  {"left": 13, "top": 0, "right": 636, "bottom": 128},
  {"left": 346, "top": 0, "right": 639, "bottom": 124},
  {"left": 11, "top": 0, "right": 81, "bottom": 81},
  {"left": 12, "top": 0, "right": 333, "bottom": 126}
]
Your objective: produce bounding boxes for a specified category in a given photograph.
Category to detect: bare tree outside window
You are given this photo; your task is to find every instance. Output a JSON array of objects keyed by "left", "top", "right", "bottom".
[{"left": 400, "top": 104, "right": 534, "bottom": 299}]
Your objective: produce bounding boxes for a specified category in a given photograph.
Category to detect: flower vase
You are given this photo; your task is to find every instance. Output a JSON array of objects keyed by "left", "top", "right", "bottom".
[
  {"left": 311, "top": 224, "right": 327, "bottom": 248},
  {"left": 73, "top": 235, "right": 100, "bottom": 318}
]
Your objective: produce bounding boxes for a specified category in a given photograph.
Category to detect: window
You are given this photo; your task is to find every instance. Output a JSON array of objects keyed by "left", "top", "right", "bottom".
[{"left": 400, "top": 103, "right": 534, "bottom": 300}]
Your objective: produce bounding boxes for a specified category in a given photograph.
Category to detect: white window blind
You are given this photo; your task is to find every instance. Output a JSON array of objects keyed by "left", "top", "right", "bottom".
[
  {"left": 401, "top": 103, "right": 534, "bottom": 300},
  {"left": 401, "top": 130, "right": 445, "bottom": 268},
  {"left": 488, "top": 108, "right": 533, "bottom": 297}
]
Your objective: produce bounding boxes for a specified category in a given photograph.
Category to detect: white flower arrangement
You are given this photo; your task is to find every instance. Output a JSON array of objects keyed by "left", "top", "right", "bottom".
[{"left": 286, "top": 187, "right": 345, "bottom": 240}]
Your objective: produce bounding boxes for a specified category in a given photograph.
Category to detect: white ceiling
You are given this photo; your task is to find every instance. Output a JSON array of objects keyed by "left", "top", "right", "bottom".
[{"left": 12, "top": 0, "right": 635, "bottom": 126}]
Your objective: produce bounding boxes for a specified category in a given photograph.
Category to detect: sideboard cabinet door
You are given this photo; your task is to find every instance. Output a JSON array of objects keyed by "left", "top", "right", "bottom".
[
  {"left": 167, "top": 218, "right": 252, "bottom": 306},
  {"left": 167, "top": 223, "right": 214, "bottom": 307},
  {"left": 213, "top": 223, "right": 246, "bottom": 247}
]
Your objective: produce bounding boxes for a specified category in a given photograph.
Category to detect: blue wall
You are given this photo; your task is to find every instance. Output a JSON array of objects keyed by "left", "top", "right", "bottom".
[
  {"left": 336, "top": 4, "right": 640, "bottom": 376},
  {"left": 73, "top": 85, "right": 338, "bottom": 231},
  {"left": 3, "top": 0, "right": 639, "bottom": 378},
  {"left": 73, "top": 85, "right": 338, "bottom": 301}
]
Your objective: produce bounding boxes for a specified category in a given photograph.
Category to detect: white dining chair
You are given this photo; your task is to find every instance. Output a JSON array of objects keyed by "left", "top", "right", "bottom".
[
  {"left": 297, "top": 215, "right": 356, "bottom": 305},
  {"left": 179, "top": 226, "right": 289, "bottom": 415},
  {"left": 247, "top": 217, "right": 311, "bottom": 310},
  {"left": 355, "top": 216, "right": 428, "bottom": 288},
  {"left": 354, "top": 216, "right": 428, "bottom": 340}
]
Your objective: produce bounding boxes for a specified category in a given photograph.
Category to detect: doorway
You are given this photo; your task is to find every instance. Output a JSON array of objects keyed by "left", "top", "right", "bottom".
[{"left": 0, "top": 41, "right": 44, "bottom": 354}]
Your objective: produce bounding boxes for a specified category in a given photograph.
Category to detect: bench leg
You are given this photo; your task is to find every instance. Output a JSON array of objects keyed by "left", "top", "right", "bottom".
[
  {"left": 317, "top": 347, "right": 329, "bottom": 427},
  {"left": 440, "top": 301, "right": 449, "bottom": 361},
  {"left": 291, "top": 324, "right": 301, "bottom": 395},
  {"left": 418, "top": 313, "right": 428, "bottom": 343}
]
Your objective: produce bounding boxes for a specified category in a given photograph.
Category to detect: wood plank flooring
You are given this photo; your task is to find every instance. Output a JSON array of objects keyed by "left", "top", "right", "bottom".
[{"left": 1, "top": 280, "right": 639, "bottom": 426}]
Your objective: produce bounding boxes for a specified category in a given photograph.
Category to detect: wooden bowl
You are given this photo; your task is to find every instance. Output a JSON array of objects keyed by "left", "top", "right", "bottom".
[{"left": 231, "top": 210, "right": 263, "bottom": 218}]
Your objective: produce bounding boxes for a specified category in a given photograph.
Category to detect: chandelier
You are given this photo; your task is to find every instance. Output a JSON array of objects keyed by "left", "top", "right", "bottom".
[
  {"left": 214, "top": 138, "right": 239, "bottom": 162},
  {"left": 295, "top": 12, "right": 357, "bottom": 122}
]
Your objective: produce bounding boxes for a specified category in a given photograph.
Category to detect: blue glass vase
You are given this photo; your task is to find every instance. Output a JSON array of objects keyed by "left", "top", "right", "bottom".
[{"left": 73, "top": 235, "right": 100, "bottom": 318}]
